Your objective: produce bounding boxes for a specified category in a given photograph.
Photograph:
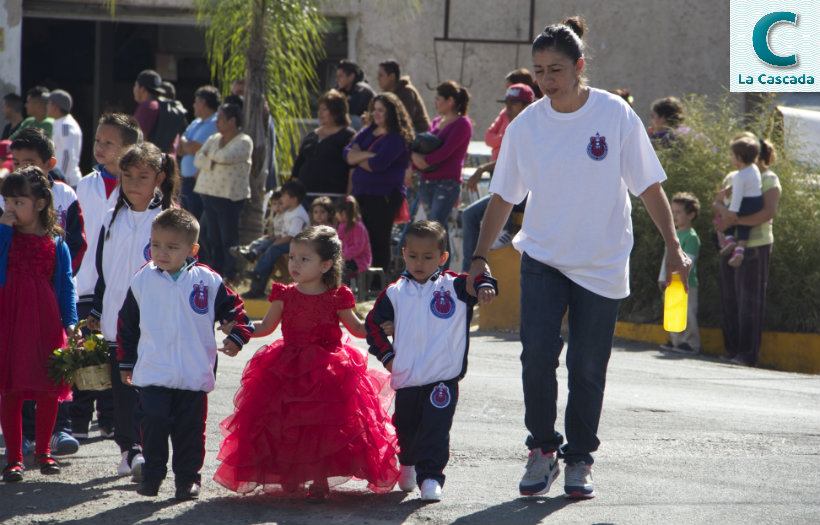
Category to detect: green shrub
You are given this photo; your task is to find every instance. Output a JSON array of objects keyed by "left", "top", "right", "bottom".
[{"left": 621, "top": 93, "right": 820, "bottom": 333}]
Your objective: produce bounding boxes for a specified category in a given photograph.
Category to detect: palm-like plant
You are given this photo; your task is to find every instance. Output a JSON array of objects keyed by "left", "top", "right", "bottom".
[{"left": 195, "top": 0, "right": 326, "bottom": 242}]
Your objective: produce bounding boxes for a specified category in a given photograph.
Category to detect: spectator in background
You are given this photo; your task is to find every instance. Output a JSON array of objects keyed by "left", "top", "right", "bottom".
[
  {"left": 133, "top": 70, "right": 165, "bottom": 142},
  {"left": 2, "top": 93, "right": 25, "bottom": 140},
  {"left": 411, "top": 80, "right": 473, "bottom": 267},
  {"left": 161, "top": 81, "right": 176, "bottom": 101},
  {"left": 46, "top": 89, "right": 83, "bottom": 188},
  {"left": 336, "top": 59, "right": 376, "bottom": 130},
  {"left": 648, "top": 96, "right": 690, "bottom": 148},
  {"left": 610, "top": 88, "right": 634, "bottom": 108},
  {"left": 231, "top": 79, "right": 245, "bottom": 97},
  {"left": 178, "top": 85, "right": 221, "bottom": 220},
  {"left": 291, "top": 90, "right": 355, "bottom": 204},
  {"left": 377, "top": 59, "right": 430, "bottom": 133},
  {"left": 345, "top": 93, "right": 413, "bottom": 270},
  {"left": 194, "top": 103, "right": 253, "bottom": 282},
  {"left": 485, "top": 69, "right": 541, "bottom": 162},
  {"left": 9, "top": 86, "right": 53, "bottom": 140}
]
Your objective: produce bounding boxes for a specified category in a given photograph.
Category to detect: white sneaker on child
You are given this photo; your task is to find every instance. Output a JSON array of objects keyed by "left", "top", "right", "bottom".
[
  {"left": 420, "top": 478, "right": 442, "bottom": 501},
  {"left": 117, "top": 451, "right": 131, "bottom": 476},
  {"left": 398, "top": 465, "right": 417, "bottom": 491},
  {"left": 130, "top": 453, "right": 145, "bottom": 482}
]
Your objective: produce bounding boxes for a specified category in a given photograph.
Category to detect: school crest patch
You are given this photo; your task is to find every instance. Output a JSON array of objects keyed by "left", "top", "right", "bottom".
[
  {"left": 56, "top": 205, "right": 67, "bottom": 229},
  {"left": 189, "top": 280, "right": 209, "bottom": 314},
  {"left": 143, "top": 240, "right": 151, "bottom": 261},
  {"left": 586, "top": 132, "right": 608, "bottom": 161},
  {"left": 430, "top": 382, "right": 451, "bottom": 409},
  {"left": 430, "top": 288, "right": 456, "bottom": 319}
]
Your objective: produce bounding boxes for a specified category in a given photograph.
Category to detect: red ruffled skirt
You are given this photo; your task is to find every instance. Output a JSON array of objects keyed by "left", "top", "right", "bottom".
[{"left": 214, "top": 336, "right": 399, "bottom": 494}]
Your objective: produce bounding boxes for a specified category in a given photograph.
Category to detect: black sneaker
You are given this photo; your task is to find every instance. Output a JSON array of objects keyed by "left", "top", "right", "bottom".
[
  {"left": 138, "top": 479, "right": 162, "bottom": 497},
  {"left": 175, "top": 482, "right": 201, "bottom": 501}
]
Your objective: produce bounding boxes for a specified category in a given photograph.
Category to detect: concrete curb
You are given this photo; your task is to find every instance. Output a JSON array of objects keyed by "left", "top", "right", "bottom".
[{"left": 614, "top": 321, "right": 820, "bottom": 374}]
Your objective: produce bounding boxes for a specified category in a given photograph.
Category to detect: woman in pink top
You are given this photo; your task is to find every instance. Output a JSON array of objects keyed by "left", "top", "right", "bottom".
[{"left": 411, "top": 81, "right": 472, "bottom": 264}]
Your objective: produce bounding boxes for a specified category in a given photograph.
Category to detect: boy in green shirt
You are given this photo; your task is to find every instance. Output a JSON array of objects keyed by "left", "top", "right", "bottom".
[
  {"left": 659, "top": 192, "right": 701, "bottom": 354},
  {"left": 9, "top": 86, "right": 54, "bottom": 140}
]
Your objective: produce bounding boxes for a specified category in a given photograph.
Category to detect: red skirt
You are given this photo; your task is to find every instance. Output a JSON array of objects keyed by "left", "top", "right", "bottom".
[{"left": 214, "top": 336, "right": 399, "bottom": 494}]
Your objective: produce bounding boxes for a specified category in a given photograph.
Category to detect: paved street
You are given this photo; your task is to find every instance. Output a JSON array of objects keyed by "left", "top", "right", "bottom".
[{"left": 2, "top": 326, "right": 819, "bottom": 525}]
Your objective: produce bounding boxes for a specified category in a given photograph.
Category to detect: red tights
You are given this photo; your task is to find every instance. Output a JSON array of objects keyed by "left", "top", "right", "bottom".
[{"left": 1, "top": 394, "right": 58, "bottom": 464}]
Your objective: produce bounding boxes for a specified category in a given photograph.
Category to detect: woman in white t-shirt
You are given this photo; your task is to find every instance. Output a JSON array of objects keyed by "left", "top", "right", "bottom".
[{"left": 466, "top": 17, "right": 690, "bottom": 500}]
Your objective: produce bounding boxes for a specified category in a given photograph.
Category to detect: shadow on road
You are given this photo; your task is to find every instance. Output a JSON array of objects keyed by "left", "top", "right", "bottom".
[{"left": 450, "top": 496, "right": 577, "bottom": 524}]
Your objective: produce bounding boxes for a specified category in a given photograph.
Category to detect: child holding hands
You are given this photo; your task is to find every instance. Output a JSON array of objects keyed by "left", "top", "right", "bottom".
[
  {"left": 366, "top": 220, "right": 497, "bottom": 501},
  {"left": 118, "top": 208, "right": 253, "bottom": 500},
  {"left": 215, "top": 226, "right": 399, "bottom": 500}
]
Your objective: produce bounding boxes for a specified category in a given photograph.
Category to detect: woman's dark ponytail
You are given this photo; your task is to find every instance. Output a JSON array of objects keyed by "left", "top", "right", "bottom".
[
  {"left": 158, "top": 153, "right": 180, "bottom": 210},
  {"left": 532, "top": 16, "right": 586, "bottom": 64}
]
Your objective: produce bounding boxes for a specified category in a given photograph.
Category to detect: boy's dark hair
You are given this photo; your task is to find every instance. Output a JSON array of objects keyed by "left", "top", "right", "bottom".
[
  {"left": 26, "top": 86, "right": 49, "bottom": 101},
  {"left": 194, "top": 85, "right": 221, "bottom": 111},
  {"left": 671, "top": 192, "right": 700, "bottom": 218},
  {"left": 10, "top": 127, "right": 55, "bottom": 163},
  {"left": 311, "top": 196, "right": 335, "bottom": 223},
  {"left": 152, "top": 208, "right": 200, "bottom": 245},
  {"left": 3, "top": 93, "right": 24, "bottom": 115},
  {"left": 651, "top": 96, "right": 685, "bottom": 127},
  {"left": 280, "top": 179, "right": 306, "bottom": 203},
  {"left": 1, "top": 166, "right": 62, "bottom": 237},
  {"left": 293, "top": 225, "right": 343, "bottom": 288},
  {"left": 98, "top": 113, "right": 143, "bottom": 147},
  {"left": 404, "top": 220, "right": 447, "bottom": 253},
  {"left": 730, "top": 135, "right": 761, "bottom": 165},
  {"left": 271, "top": 189, "right": 283, "bottom": 200},
  {"left": 223, "top": 95, "right": 244, "bottom": 110},
  {"left": 379, "top": 59, "right": 400, "bottom": 80}
]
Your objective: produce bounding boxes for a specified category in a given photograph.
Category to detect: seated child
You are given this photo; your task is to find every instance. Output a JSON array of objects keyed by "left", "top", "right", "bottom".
[
  {"left": 244, "top": 179, "right": 309, "bottom": 299},
  {"left": 230, "top": 188, "right": 284, "bottom": 264},
  {"left": 719, "top": 135, "right": 762, "bottom": 267},
  {"left": 310, "top": 195, "right": 335, "bottom": 227},
  {"left": 366, "top": 220, "right": 497, "bottom": 501},
  {"left": 335, "top": 195, "right": 371, "bottom": 285},
  {"left": 118, "top": 208, "right": 253, "bottom": 500}
]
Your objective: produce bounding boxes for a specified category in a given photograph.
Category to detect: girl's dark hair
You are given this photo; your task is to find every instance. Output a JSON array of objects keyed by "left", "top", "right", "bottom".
[
  {"left": 436, "top": 81, "right": 470, "bottom": 116},
  {"left": 532, "top": 16, "right": 586, "bottom": 63},
  {"left": 10, "top": 127, "right": 54, "bottom": 163},
  {"left": 758, "top": 137, "right": 777, "bottom": 167},
  {"left": 292, "top": 225, "right": 343, "bottom": 289},
  {"left": 0, "top": 166, "right": 63, "bottom": 237},
  {"left": 311, "top": 196, "right": 335, "bottom": 225},
  {"left": 336, "top": 195, "right": 362, "bottom": 231},
  {"left": 318, "top": 89, "right": 351, "bottom": 127},
  {"left": 505, "top": 68, "right": 542, "bottom": 98},
  {"left": 367, "top": 92, "right": 415, "bottom": 143},
  {"left": 98, "top": 113, "right": 143, "bottom": 147},
  {"left": 651, "top": 97, "right": 685, "bottom": 127},
  {"left": 107, "top": 142, "right": 180, "bottom": 238},
  {"left": 219, "top": 103, "right": 243, "bottom": 128}
]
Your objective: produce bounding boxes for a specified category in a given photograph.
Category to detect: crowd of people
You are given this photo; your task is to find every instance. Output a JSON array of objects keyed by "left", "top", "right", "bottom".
[{"left": 0, "top": 16, "right": 782, "bottom": 505}]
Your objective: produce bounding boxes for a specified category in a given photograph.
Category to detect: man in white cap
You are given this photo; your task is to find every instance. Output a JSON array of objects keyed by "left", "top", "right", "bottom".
[{"left": 47, "top": 89, "right": 83, "bottom": 188}]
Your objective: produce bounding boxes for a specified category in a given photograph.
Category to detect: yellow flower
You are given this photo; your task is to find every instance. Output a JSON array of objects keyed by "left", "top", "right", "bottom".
[{"left": 83, "top": 339, "right": 97, "bottom": 351}]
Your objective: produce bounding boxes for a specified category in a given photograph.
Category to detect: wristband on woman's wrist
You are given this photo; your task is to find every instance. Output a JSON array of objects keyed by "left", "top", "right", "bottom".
[{"left": 471, "top": 255, "right": 489, "bottom": 264}]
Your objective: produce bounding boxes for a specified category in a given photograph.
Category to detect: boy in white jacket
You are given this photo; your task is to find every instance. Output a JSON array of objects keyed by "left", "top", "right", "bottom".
[
  {"left": 366, "top": 220, "right": 497, "bottom": 501},
  {"left": 118, "top": 209, "right": 253, "bottom": 500}
]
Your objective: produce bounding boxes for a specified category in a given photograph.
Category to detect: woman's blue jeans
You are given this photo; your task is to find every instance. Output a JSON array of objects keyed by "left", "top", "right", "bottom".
[
  {"left": 519, "top": 253, "right": 620, "bottom": 465},
  {"left": 419, "top": 179, "right": 461, "bottom": 266}
]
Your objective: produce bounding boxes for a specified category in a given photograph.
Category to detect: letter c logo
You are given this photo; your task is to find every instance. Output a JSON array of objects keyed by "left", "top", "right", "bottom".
[{"left": 753, "top": 12, "right": 798, "bottom": 67}]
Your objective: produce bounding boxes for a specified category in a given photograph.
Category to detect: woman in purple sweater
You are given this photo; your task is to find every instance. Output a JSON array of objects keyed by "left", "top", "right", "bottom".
[
  {"left": 344, "top": 93, "right": 413, "bottom": 269},
  {"left": 411, "top": 81, "right": 473, "bottom": 262}
]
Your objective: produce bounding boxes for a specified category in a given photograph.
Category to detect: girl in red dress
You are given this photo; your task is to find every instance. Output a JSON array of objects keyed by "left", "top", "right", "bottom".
[
  {"left": 214, "top": 226, "right": 399, "bottom": 500},
  {"left": 0, "top": 167, "right": 77, "bottom": 482}
]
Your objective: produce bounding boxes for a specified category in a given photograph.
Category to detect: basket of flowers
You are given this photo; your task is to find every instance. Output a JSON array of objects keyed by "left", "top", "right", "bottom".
[{"left": 48, "top": 320, "right": 112, "bottom": 391}]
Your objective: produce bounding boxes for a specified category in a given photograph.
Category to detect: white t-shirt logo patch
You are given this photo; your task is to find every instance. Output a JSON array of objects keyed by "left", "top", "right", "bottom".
[{"left": 586, "top": 132, "right": 608, "bottom": 161}]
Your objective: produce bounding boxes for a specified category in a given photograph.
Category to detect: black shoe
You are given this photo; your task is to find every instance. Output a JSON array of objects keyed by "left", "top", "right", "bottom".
[
  {"left": 175, "top": 482, "right": 201, "bottom": 501},
  {"left": 243, "top": 289, "right": 267, "bottom": 300},
  {"left": 2, "top": 463, "right": 24, "bottom": 482},
  {"left": 37, "top": 454, "right": 61, "bottom": 475},
  {"left": 137, "top": 479, "right": 162, "bottom": 497},
  {"left": 240, "top": 246, "right": 258, "bottom": 264}
]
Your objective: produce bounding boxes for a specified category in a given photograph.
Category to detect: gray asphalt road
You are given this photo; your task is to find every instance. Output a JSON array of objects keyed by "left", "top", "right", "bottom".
[{"left": 2, "top": 327, "right": 819, "bottom": 525}]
